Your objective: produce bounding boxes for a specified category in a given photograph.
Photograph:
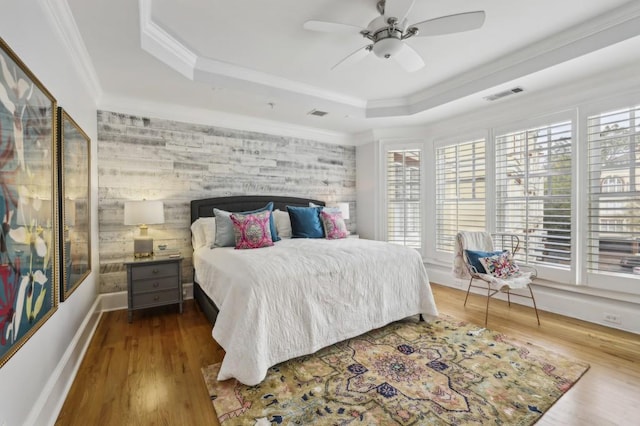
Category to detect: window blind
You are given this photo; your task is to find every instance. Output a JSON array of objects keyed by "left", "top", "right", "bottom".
[
  {"left": 495, "top": 121, "right": 572, "bottom": 268},
  {"left": 435, "top": 139, "right": 486, "bottom": 253},
  {"left": 386, "top": 149, "right": 421, "bottom": 248},
  {"left": 587, "top": 105, "right": 640, "bottom": 276}
]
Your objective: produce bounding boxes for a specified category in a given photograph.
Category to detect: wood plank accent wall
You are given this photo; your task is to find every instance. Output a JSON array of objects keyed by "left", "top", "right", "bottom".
[{"left": 97, "top": 110, "right": 356, "bottom": 293}]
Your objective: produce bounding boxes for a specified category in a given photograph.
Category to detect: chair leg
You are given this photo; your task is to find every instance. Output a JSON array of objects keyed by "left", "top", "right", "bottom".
[
  {"left": 464, "top": 277, "right": 474, "bottom": 307},
  {"left": 529, "top": 285, "right": 541, "bottom": 325},
  {"left": 507, "top": 289, "right": 511, "bottom": 307},
  {"left": 485, "top": 284, "right": 491, "bottom": 326}
]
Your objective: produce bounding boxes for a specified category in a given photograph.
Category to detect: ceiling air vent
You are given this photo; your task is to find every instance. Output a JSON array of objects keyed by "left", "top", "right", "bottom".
[
  {"left": 308, "top": 109, "right": 328, "bottom": 117},
  {"left": 484, "top": 87, "right": 524, "bottom": 102}
]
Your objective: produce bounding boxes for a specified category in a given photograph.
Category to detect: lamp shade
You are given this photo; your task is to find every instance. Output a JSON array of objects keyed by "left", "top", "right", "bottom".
[
  {"left": 124, "top": 200, "right": 165, "bottom": 226},
  {"left": 329, "top": 202, "right": 350, "bottom": 220}
]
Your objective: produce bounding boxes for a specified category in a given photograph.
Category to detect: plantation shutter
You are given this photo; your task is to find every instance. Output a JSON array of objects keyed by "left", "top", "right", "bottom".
[
  {"left": 386, "top": 149, "right": 421, "bottom": 248},
  {"left": 587, "top": 106, "right": 640, "bottom": 276},
  {"left": 495, "top": 121, "right": 572, "bottom": 268},
  {"left": 435, "top": 139, "right": 486, "bottom": 253}
]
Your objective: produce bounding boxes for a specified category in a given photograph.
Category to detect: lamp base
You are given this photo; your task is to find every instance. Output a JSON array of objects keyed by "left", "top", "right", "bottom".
[{"left": 133, "top": 237, "right": 154, "bottom": 258}]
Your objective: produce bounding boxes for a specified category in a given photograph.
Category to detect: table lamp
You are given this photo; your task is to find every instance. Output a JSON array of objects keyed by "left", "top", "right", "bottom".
[{"left": 124, "top": 200, "right": 164, "bottom": 258}]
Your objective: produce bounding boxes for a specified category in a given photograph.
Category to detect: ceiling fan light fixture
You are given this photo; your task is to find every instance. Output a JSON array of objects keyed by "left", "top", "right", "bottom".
[{"left": 372, "top": 37, "right": 403, "bottom": 59}]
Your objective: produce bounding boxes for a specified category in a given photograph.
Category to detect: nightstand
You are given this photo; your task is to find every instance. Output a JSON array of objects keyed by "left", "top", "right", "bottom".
[{"left": 125, "top": 256, "right": 183, "bottom": 322}]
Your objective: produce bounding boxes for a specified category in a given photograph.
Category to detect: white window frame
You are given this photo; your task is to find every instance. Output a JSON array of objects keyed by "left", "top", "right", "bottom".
[
  {"left": 431, "top": 132, "right": 490, "bottom": 263},
  {"left": 380, "top": 140, "right": 425, "bottom": 257},
  {"left": 581, "top": 99, "right": 640, "bottom": 294},
  {"left": 493, "top": 112, "right": 577, "bottom": 284}
]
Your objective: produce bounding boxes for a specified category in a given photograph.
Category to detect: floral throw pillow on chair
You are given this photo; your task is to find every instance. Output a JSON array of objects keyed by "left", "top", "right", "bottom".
[{"left": 479, "top": 251, "right": 520, "bottom": 278}]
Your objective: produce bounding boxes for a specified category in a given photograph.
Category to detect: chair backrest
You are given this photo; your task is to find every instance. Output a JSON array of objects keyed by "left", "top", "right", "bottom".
[{"left": 492, "top": 233, "right": 520, "bottom": 255}]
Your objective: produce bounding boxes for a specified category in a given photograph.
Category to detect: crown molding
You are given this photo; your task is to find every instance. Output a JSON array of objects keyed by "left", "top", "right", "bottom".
[
  {"left": 138, "top": 0, "right": 365, "bottom": 109},
  {"left": 366, "top": 1, "right": 640, "bottom": 117},
  {"left": 138, "top": 0, "right": 640, "bottom": 119},
  {"left": 99, "top": 93, "right": 357, "bottom": 146},
  {"left": 138, "top": 0, "right": 196, "bottom": 79},
  {"left": 41, "top": 0, "right": 102, "bottom": 100}
]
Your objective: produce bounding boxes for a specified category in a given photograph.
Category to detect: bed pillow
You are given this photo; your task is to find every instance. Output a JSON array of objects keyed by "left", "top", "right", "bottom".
[
  {"left": 191, "top": 217, "right": 216, "bottom": 249},
  {"left": 213, "top": 202, "right": 278, "bottom": 247},
  {"left": 230, "top": 211, "right": 274, "bottom": 249},
  {"left": 320, "top": 210, "right": 348, "bottom": 239},
  {"left": 287, "top": 205, "right": 324, "bottom": 238},
  {"left": 480, "top": 251, "right": 520, "bottom": 278},
  {"left": 273, "top": 209, "right": 292, "bottom": 238},
  {"left": 464, "top": 249, "right": 506, "bottom": 274}
]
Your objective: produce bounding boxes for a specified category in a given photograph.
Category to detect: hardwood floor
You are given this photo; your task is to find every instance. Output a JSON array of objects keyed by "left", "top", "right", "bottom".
[{"left": 56, "top": 284, "right": 640, "bottom": 425}]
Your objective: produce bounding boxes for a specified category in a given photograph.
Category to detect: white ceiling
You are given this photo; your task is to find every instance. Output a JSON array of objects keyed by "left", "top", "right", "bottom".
[{"left": 65, "top": 0, "right": 640, "bottom": 139}]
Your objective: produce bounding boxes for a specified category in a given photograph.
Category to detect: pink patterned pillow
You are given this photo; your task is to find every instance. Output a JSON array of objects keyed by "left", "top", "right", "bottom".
[
  {"left": 320, "top": 210, "right": 348, "bottom": 239},
  {"left": 479, "top": 251, "right": 520, "bottom": 278},
  {"left": 230, "top": 211, "right": 274, "bottom": 249}
]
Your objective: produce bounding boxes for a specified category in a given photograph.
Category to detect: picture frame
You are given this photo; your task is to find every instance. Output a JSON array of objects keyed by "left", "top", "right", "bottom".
[
  {"left": 58, "top": 108, "right": 91, "bottom": 301},
  {"left": 0, "top": 37, "right": 58, "bottom": 368}
]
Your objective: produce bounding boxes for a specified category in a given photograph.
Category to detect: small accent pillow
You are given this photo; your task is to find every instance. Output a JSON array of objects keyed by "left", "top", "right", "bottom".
[
  {"left": 464, "top": 249, "right": 506, "bottom": 274},
  {"left": 287, "top": 205, "right": 324, "bottom": 238},
  {"left": 229, "top": 211, "right": 274, "bottom": 249},
  {"left": 320, "top": 210, "right": 348, "bottom": 239},
  {"left": 273, "top": 209, "right": 292, "bottom": 238},
  {"left": 480, "top": 251, "right": 520, "bottom": 278},
  {"left": 213, "top": 202, "right": 278, "bottom": 247}
]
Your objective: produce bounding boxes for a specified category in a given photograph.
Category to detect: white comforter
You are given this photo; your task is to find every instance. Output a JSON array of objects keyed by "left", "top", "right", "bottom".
[{"left": 193, "top": 238, "right": 438, "bottom": 385}]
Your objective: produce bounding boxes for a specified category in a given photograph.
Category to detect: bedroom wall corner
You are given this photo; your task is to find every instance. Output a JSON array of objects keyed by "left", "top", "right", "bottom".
[
  {"left": 356, "top": 141, "right": 379, "bottom": 240},
  {"left": 96, "top": 111, "right": 357, "bottom": 295}
]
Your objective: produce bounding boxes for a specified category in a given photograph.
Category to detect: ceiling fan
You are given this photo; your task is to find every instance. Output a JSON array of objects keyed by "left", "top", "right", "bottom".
[{"left": 303, "top": 0, "right": 486, "bottom": 72}]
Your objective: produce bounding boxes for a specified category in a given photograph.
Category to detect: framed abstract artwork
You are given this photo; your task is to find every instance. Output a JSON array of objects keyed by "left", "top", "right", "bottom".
[
  {"left": 58, "top": 108, "right": 91, "bottom": 301},
  {"left": 0, "top": 38, "right": 58, "bottom": 368}
]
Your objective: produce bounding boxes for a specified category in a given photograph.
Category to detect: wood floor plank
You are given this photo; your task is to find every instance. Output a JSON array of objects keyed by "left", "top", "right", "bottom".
[{"left": 55, "top": 284, "right": 640, "bottom": 425}]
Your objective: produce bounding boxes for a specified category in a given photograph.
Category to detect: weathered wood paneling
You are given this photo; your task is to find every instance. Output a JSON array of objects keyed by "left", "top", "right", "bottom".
[{"left": 97, "top": 111, "right": 356, "bottom": 293}]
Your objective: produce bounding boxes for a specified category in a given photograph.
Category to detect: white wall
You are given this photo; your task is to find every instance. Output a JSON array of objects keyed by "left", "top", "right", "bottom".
[
  {"left": 0, "top": 2, "right": 99, "bottom": 425},
  {"left": 356, "top": 60, "right": 640, "bottom": 334}
]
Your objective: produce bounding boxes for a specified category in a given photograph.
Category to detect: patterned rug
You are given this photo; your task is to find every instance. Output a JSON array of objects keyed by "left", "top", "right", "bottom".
[{"left": 202, "top": 316, "right": 589, "bottom": 425}]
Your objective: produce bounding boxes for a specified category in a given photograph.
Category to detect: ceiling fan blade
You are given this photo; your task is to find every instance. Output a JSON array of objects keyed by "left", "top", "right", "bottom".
[
  {"left": 384, "top": 0, "right": 415, "bottom": 23},
  {"left": 394, "top": 43, "right": 425, "bottom": 72},
  {"left": 411, "top": 11, "right": 486, "bottom": 37},
  {"left": 331, "top": 45, "right": 371, "bottom": 71},
  {"left": 303, "top": 20, "right": 364, "bottom": 35}
]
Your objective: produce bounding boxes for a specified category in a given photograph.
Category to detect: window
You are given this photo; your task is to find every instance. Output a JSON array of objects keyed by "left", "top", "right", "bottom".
[
  {"left": 495, "top": 121, "right": 573, "bottom": 274},
  {"left": 587, "top": 106, "right": 640, "bottom": 277},
  {"left": 386, "top": 149, "right": 421, "bottom": 248},
  {"left": 435, "top": 139, "right": 486, "bottom": 253}
]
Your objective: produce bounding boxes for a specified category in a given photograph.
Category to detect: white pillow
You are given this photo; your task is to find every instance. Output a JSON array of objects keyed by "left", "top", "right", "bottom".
[
  {"left": 191, "top": 217, "right": 216, "bottom": 249},
  {"left": 273, "top": 209, "right": 292, "bottom": 239}
]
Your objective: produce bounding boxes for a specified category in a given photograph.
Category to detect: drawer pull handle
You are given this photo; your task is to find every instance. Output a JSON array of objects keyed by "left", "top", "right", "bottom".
[
  {"left": 152, "top": 269, "right": 159, "bottom": 274},
  {"left": 153, "top": 282, "right": 160, "bottom": 288},
  {"left": 153, "top": 296, "right": 160, "bottom": 301}
]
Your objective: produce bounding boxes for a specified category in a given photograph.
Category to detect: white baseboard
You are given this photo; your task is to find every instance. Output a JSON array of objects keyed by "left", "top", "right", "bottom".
[
  {"left": 27, "top": 282, "right": 194, "bottom": 425},
  {"left": 26, "top": 298, "right": 102, "bottom": 426},
  {"left": 427, "top": 265, "right": 640, "bottom": 334}
]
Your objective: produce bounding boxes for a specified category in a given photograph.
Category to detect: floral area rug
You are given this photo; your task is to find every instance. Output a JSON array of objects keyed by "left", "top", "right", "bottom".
[{"left": 202, "top": 316, "right": 589, "bottom": 425}]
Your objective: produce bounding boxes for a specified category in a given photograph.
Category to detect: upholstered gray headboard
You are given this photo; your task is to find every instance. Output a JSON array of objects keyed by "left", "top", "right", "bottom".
[{"left": 190, "top": 195, "right": 325, "bottom": 223}]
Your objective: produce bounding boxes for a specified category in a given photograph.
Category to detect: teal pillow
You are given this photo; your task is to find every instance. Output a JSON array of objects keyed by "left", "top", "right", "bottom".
[
  {"left": 287, "top": 206, "right": 324, "bottom": 238},
  {"left": 464, "top": 249, "right": 506, "bottom": 273},
  {"left": 213, "top": 202, "right": 278, "bottom": 247}
]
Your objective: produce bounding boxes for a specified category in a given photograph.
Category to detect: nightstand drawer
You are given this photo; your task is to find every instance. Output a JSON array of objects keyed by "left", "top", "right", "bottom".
[
  {"left": 131, "top": 262, "right": 178, "bottom": 280},
  {"left": 132, "top": 289, "right": 180, "bottom": 308},
  {"left": 131, "top": 276, "right": 179, "bottom": 294}
]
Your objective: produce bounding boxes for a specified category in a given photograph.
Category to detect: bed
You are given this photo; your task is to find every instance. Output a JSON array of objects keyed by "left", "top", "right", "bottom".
[{"left": 190, "top": 195, "right": 438, "bottom": 385}]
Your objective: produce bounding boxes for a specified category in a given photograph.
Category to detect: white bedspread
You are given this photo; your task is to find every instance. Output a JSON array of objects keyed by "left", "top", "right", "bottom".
[{"left": 193, "top": 238, "right": 438, "bottom": 385}]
